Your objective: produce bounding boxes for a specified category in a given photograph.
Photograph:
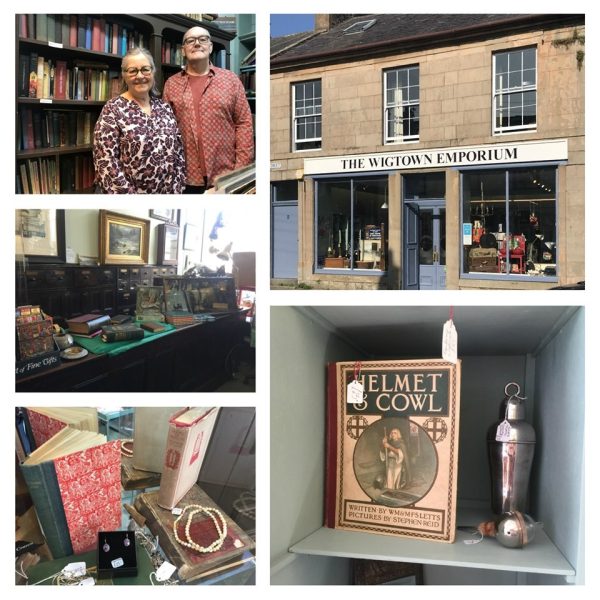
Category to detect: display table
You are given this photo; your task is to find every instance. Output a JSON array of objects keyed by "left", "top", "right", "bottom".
[
  {"left": 24, "top": 540, "right": 153, "bottom": 586},
  {"left": 16, "top": 312, "right": 248, "bottom": 392}
]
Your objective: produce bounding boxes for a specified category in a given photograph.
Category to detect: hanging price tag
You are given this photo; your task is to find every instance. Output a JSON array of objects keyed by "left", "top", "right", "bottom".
[
  {"left": 347, "top": 379, "right": 364, "bottom": 404},
  {"left": 495, "top": 419, "right": 512, "bottom": 442},
  {"left": 442, "top": 319, "right": 458, "bottom": 363}
]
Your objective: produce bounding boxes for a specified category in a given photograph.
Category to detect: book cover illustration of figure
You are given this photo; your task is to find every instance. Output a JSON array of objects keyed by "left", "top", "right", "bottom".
[{"left": 326, "top": 359, "right": 461, "bottom": 543}]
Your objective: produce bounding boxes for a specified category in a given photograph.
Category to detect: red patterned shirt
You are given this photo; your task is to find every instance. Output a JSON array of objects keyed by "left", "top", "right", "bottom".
[{"left": 163, "top": 66, "right": 254, "bottom": 187}]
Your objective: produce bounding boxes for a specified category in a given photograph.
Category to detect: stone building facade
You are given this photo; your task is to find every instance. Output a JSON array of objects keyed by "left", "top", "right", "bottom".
[{"left": 270, "top": 14, "right": 585, "bottom": 289}]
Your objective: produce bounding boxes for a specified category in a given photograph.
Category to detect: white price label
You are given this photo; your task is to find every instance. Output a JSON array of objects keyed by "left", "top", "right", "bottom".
[
  {"left": 155, "top": 561, "right": 177, "bottom": 581},
  {"left": 442, "top": 319, "right": 458, "bottom": 363},
  {"left": 111, "top": 557, "right": 124, "bottom": 569},
  {"left": 79, "top": 577, "right": 95, "bottom": 586},
  {"left": 495, "top": 420, "right": 512, "bottom": 442},
  {"left": 171, "top": 507, "right": 183, "bottom": 515},
  {"left": 347, "top": 379, "right": 364, "bottom": 404}
]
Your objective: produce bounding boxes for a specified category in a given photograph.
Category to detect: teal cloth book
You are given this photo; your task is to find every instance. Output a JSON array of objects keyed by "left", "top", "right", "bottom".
[{"left": 20, "top": 458, "right": 73, "bottom": 558}]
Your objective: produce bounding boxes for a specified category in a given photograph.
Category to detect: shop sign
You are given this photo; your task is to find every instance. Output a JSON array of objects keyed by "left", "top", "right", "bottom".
[{"left": 304, "top": 139, "right": 568, "bottom": 175}]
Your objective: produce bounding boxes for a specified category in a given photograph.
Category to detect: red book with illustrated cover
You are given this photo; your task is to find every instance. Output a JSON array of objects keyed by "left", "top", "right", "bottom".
[
  {"left": 326, "top": 359, "right": 461, "bottom": 543},
  {"left": 54, "top": 440, "right": 121, "bottom": 553}
]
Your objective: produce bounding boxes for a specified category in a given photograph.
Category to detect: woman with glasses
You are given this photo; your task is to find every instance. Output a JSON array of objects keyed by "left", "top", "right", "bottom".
[{"left": 93, "top": 47, "right": 185, "bottom": 193}]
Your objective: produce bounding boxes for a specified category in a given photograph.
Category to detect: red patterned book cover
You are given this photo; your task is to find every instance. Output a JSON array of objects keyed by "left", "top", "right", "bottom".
[
  {"left": 326, "top": 359, "right": 461, "bottom": 543},
  {"left": 27, "top": 409, "right": 67, "bottom": 447},
  {"left": 54, "top": 440, "right": 121, "bottom": 553}
]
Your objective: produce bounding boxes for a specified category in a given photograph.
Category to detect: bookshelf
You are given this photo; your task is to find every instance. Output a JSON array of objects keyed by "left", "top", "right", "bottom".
[
  {"left": 237, "top": 15, "right": 256, "bottom": 115},
  {"left": 15, "top": 13, "right": 235, "bottom": 194}
]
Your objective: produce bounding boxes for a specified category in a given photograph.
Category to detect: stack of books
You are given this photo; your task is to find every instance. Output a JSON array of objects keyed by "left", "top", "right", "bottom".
[
  {"left": 165, "top": 311, "right": 195, "bottom": 327},
  {"left": 66, "top": 313, "right": 110, "bottom": 337},
  {"left": 15, "top": 305, "right": 55, "bottom": 360}
]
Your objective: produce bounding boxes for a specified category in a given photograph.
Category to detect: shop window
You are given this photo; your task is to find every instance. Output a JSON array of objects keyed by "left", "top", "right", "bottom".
[
  {"left": 292, "top": 80, "right": 322, "bottom": 151},
  {"left": 271, "top": 180, "right": 298, "bottom": 202},
  {"left": 493, "top": 47, "right": 536, "bottom": 134},
  {"left": 315, "top": 177, "right": 388, "bottom": 272},
  {"left": 384, "top": 65, "right": 419, "bottom": 143},
  {"left": 461, "top": 167, "right": 557, "bottom": 278}
]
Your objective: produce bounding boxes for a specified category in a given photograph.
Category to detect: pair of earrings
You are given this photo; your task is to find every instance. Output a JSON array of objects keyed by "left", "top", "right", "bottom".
[{"left": 102, "top": 533, "right": 131, "bottom": 552}]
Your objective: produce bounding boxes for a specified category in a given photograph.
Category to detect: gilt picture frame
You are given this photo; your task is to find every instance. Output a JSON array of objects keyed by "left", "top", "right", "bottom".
[{"left": 99, "top": 210, "right": 149, "bottom": 265}]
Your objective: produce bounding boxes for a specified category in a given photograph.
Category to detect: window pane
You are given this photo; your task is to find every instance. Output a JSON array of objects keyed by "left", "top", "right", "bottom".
[
  {"left": 354, "top": 178, "right": 389, "bottom": 271},
  {"left": 272, "top": 180, "right": 298, "bottom": 202},
  {"left": 316, "top": 178, "right": 388, "bottom": 271},
  {"left": 404, "top": 172, "right": 445, "bottom": 199},
  {"left": 462, "top": 168, "right": 557, "bottom": 278},
  {"left": 522, "top": 68, "right": 535, "bottom": 86},
  {"left": 295, "top": 84, "right": 304, "bottom": 100},
  {"left": 509, "top": 50, "right": 522, "bottom": 72},
  {"left": 508, "top": 71, "right": 521, "bottom": 89},
  {"left": 399, "top": 69, "right": 408, "bottom": 87},
  {"left": 316, "top": 180, "right": 352, "bottom": 269},
  {"left": 522, "top": 48, "right": 536, "bottom": 70},
  {"left": 495, "top": 53, "right": 509, "bottom": 75},
  {"left": 409, "top": 67, "right": 419, "bottom": 86},
  {"left": 386, "top": 70, "right": 397, "bottom": 90}
]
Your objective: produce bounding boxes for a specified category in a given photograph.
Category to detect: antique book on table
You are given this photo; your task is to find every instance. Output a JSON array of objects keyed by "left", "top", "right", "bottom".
[
  {"left": 140, "top": 321, "right": 166, "bottom": 333},
  {"left": 26, "top": 407, "right": 98, "bottom": 448},
  {"left": 110, "top": 313, "right": 133, "bottom": 325},
  {"left": 325, "top": 359, "right": 461, "bottom": 543},
  {"left": 101, "top": 323, "right": 144, "bottom": 343},
  {"left": 132, "top": 407, "right": 184, "bottom": 474},
  {"left": 66, "top": 313, "right": 110, "bottom": 334},
  {"left": 158, "top": 407, "right": 219, "bottom": 509},
  {"left": 134, "top": 484, "right": 255, "bottom": 583},
  {"left": 20, "top": 427, "right": 121, "bottom": 558}
]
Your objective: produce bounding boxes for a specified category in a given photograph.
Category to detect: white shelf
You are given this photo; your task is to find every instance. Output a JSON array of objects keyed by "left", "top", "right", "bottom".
[{"left": 289, "top": 509, "right": 575, "bottom": 578}]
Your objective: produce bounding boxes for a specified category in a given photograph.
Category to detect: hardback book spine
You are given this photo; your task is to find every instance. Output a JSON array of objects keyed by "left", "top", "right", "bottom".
[
  {"left": 324, "top": 362, "right": 339, "bottom": 528},
  {"left": 20, "top": 460, "right": 73, "bottom": 558},
  {"left": 157, "top": 408, "right": 218, "bottom": 509},
  {"left": 101, "top": 328, "right": 144, "bottom": 342}
]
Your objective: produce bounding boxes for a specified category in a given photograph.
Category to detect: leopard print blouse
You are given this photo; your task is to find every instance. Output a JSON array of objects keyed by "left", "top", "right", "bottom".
[{"left": 93, "top": 96, "right": 186, "bottom": 194}]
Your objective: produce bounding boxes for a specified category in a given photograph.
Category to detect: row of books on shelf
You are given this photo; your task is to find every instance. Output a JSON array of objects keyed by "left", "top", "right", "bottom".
[
  {"left": 161, "top": 41, "right": 184, "bottom": 67},
  {"left": 18, "top": 14, "right": 147, "bottom": 57},
  {"left": 18, "top": 53, "right": 120, "bottom": 101},
  {"left": 17, "top": 155, "right": 94, "bottom": 194},
  {"left": 239, "top": 71, "right": 255, "bottom": 94},
  {"left": 19, "top": 108, "right": 96, "bottom": 152}
]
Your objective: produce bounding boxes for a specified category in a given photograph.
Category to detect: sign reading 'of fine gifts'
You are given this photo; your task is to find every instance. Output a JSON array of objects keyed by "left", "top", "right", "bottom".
[
  {"left": 304, "top": 139, "right": 568, "bottom": 175},
  {"left": 325, "top": 359, "right": 462, "bottom": 543}
]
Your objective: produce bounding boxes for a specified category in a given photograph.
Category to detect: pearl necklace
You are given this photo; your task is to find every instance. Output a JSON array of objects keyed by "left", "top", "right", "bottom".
[{"left": 173, "top": 505, "right": 227, "bottom": 553}]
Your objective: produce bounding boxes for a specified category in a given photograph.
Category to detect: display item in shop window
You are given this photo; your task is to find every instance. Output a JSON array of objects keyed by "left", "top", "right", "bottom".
[
  {"left": 487, "top": 382, "right": 536, "bottom": 515},
  {"left": 173, "top": 505, "right": 227, "bottom": 553}
]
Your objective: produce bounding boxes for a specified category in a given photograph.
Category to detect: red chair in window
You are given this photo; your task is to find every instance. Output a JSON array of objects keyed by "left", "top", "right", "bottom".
[{"left": 498, "top": 234, "right": 526, "bottom": 274}]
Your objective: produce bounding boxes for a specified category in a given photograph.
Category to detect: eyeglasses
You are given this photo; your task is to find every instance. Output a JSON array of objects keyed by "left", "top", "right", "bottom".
[
  {"left": 183, "top": 35, "right": 211, "bottom": 47},
  {"left": 124, "top": 66, "right": 153, "bottom": 76}
]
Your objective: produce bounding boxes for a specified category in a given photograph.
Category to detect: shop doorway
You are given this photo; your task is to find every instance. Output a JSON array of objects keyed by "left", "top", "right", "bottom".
[
  {"left": 403, "top": 200, "right": 446, "bottom": 290},
  {"left": 271, "top": 181, "right": 299, "bottom": 279}
]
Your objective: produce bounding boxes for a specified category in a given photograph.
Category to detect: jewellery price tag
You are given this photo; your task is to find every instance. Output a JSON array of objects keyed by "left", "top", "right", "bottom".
[
  {"left": 111, "top": 557, "right": 124, "bottom": 569},
  {"left": 347, "top": 379, "right": 364, "bottom": 404},
  {"left": 48, "top": 42, "right": 63, "bottom": 49},
  {"left": 63, "top": 562, "right": 86, "bottom": 578},
  {"left": 155, "top": 561, "right": 177, "bottom": 582},
  {"left": 171, "top": 507, "right": 183, "bottom": 515},
  {"left": 79, "top": 578, "right": 95, "bottom": 586},
  {"left": 442, "top": 319, "right": 458, "bottom": 364},
  {"left": 496, "top": 419, "right": 512, "bottom": 442},
  {"left": 39, "top": 98, "right": 53, "bottom": 104},
  {"left": 233, "top": 538, "right": 243, "bottom": 548}
]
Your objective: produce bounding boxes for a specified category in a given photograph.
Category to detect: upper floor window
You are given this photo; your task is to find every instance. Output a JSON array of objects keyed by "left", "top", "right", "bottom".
[
  {"left": 493, "top": 47, "right": 537, "bottom": 134},
  {"left": 292, "top": 80, "right": 322, "bottom": 152},
  {"left": 384, "top": 65, "right": 419, "bottom": 144}
]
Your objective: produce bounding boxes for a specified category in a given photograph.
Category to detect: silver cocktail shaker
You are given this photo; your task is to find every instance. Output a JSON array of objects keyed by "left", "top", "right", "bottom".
[{"left": 487, "top": 382, "right": 536, "bottom": 515}]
